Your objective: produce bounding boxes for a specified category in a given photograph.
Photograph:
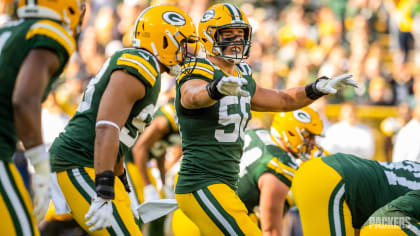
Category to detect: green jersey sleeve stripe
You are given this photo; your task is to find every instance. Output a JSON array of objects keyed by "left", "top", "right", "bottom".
[
  {"left": 116, "top": 57, "right": 156, "bottom": 86},
  {"left": 27, "top": 21, "right": 75, "bottom": 54}
]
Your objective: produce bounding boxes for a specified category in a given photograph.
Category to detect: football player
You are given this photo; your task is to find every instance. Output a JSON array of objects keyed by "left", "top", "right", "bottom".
[
  {"left": 174, "top": 3, "right": 357, "bottom": 235},
  {"left": 237, "top": 107, "right": 324, "bottom": 235},
  {"left": 49, "top": 5, "right": 197, "bottom": 235},
  {"left": 172, "top": 107, "right": 325, "bottom": 236},
  {"left": 0, "top": 0, "right": 84, "bottom": 235},
  {"left": 125, "top": 102, "right": 181, "bottom": 236},
  {"left": 129, "top": 102, "right": 180, "bottom": 204},
  {"left": 360, "top": 189, "right": 420, "bottom": 236},
  {"left": 291, "top": 153, "right": 420, "bottom": 236}
]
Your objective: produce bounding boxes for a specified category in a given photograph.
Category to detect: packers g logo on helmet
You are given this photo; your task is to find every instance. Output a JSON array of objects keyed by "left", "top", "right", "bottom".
[
  {"left": 132, "top": 5, "right": 198, "bottom": 76},
  {"left": 271, "top": 107, "right": 323, "bottom": 160},
  {"left": 201, "top": 9, "right": 215, "bottom": 22},
  {"left": 163, "top": 12, "right": 186, "bottom": 26},
  {"left": 293, "top": 110, "right": 312, "bottom": 124}
]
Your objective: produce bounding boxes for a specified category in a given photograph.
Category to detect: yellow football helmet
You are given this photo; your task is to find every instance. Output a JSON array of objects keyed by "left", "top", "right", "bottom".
[
  {"left": 132, "top": 5, "right": 198, "bottom": 76},
  {"left": 17, "top": 0, "right": 85, "bottom": 37},
  {"left": 270, "top": 107, "right": 323, "bottom": 161},
  {"left": 198, "top": 3, "right": 252, "bottom": 64}
]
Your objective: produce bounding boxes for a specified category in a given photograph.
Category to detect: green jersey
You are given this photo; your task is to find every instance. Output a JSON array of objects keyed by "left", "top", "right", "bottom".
[
  {"left": 50, "top": 48, "right": 161, "bottom": 171},
  {"left": 125, "top": 103, "right": 180, "bottom": 163},
  {"left": 363, "top": 190, "right": 420, "bottom": 235},
  {"left": 0, "top": 19, "right": 75, "bottom": 161},
  {"left": 237, "top": 129, "right": 298, "bottom": 213},
  {"left": 388, "top": 190, "right": 420, "bottom": 221},
  {"left": 322, "top": 153, "right": 420, "bottom": 228},
  {"left": 373, "top": 189, "right": 420, "bottom": 221},
  {"left": 175, "top": 58, "right": 256, "bottom": 194},
  {"left": 149, "top": 103, "right": 180, "bottom": 159}
]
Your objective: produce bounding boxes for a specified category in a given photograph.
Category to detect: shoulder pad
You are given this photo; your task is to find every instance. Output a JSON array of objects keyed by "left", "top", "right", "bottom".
[
  {"left": 26, "top": 19, "right": 76, "bottom": 57},
  {"left": 115, "top": 49, "right": 160, "bottom": 87}
]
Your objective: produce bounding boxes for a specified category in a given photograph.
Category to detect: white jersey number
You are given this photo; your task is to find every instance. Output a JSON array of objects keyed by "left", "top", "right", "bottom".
[{"left": 215, "top": 96, "right": 250, "bottom": 142}]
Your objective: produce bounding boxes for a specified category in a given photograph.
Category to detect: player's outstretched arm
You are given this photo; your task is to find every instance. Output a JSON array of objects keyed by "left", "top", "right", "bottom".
[{"left": 251, "top": 74, "right": 357, "bottom": 112}]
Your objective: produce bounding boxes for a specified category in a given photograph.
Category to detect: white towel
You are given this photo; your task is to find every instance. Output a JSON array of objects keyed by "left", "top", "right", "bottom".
[
  {"left": 136, "top": 199, "right": 179, "bottom": 223},
  {"left": 50, "top": 172, "right": 71, "bottom": 214}
]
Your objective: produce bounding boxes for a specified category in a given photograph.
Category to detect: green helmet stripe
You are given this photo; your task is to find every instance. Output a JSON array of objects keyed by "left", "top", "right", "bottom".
[{"left": 223, "top": 3, "right": 242, "bottom": 22}]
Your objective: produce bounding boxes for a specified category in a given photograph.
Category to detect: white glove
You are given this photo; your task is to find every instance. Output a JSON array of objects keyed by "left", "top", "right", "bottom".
[
  {"left": 25, "top": 144, "right": 51, "bottom": 223},
  {"left": 315, "top": 73, "right": 358, "bottom": 94},
  {"left": 85, "top": 196, "right": 113, "bottom": 232},
  {"left": 216, "top": 76, "right": 250, "bottom": 97},
  {"left": 144, "top": 184, "right": 160, "bottom": 202},
  {"left": 161, "top": 185, "right": 174, "bottom": 199}
]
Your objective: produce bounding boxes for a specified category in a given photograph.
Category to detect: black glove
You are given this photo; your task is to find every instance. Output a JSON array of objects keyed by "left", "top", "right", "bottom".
[{"left": 118, "top": 168, "right": 131, "bottom": 193}]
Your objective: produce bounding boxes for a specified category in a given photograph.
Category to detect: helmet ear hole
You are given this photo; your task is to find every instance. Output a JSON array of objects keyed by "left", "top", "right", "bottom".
[
  {"left": 69, "top": 7, "right": 75, "bottom": 14},
  {"left": 287, "top": 131, "right": 295, "bottom": 136},
  {"left": 163, "top": 36, "right": 168, "bottom": 49}
]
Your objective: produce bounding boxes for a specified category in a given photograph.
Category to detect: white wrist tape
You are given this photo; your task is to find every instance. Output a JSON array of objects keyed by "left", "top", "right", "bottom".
[
  {"left": 96, "top": 120, "right": 120, "bottom": 132},
  {"left": 25, "top": 144, "right": 49, "bottom": 165}
]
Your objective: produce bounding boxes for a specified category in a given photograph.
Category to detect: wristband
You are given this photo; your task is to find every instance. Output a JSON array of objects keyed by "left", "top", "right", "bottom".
[
  {"left": 305, "top": 76, "right": 328, "bottom": 100},
  {"left": 95, "top": 170, "right": 115, "bottom": 200},
  {"left": 206, "top": 78, "right": 225, "bottom": 100}
]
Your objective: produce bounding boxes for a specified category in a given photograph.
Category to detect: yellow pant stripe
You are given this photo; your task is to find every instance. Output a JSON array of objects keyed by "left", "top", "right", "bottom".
[
  {"left": 328, "top": 181, "right": 346, "bottom": 235},
  {"left": 291, "top": 158, "right": 354, "bottom": 236},
  {"left": 58, "top": 167, "right": 142, "bottom": 235},
  {"left": 194, "top": 188, "right": 244, "bottom": 236},
  {"left": 176, "top": 184, "right": 261, "bottom": 236},
  {"left": 0, "top": 161, "right": 38, "bottom": 236}
]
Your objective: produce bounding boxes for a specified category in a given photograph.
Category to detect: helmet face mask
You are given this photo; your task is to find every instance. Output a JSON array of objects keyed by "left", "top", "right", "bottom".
[
  {"left": 132, "top": 5, "right": 198, "bottom": 73},
  {"left": 213, "top": 26, "right": 251, "bottom": 64},
  {"left": 270, "top": 107, "right": 324, "bottom": 162},
  {"left": 199, "top": 4, "right": 252, "bottom": 64}
]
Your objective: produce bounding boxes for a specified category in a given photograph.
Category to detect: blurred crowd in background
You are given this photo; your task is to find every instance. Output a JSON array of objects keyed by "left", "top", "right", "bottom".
[{"left": 1, "top": 0, "right": 420, "bottom": 161}]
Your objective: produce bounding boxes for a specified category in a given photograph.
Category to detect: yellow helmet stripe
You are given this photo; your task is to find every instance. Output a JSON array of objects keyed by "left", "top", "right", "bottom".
[
  {"left": 120, "top": 53, "right": 158, "bottom": 77},
  {"left": 26, "top": 20, "right": 76, "bottom": 56},
  {"left": 116, "top": 58, "right": 156, "bottom": 86},
  {"left": 161, "top": 104, "right": 179, "bottom": 131}
]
